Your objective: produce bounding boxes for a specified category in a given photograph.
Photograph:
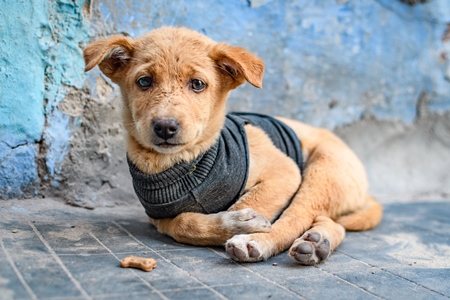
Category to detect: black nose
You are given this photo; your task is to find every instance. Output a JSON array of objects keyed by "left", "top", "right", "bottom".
[{"left": 152, "top": 119, "right": 180, "bottom": 140}]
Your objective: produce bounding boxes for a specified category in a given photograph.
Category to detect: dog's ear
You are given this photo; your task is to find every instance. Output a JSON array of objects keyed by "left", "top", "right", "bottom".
[
  {"left": 210, "top": 43, "right": 264, "bottom": 89},
  {"left": 83, "top": 35, "right": 135, "bottom": 82}
]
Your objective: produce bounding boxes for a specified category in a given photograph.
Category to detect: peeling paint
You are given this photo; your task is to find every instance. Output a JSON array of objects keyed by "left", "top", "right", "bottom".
[
  {"left": 0, "top": 143, "right": 39, "bottom": 198},
  {"left": 0, "top": 0, "right": 90, "bottom": 198}
]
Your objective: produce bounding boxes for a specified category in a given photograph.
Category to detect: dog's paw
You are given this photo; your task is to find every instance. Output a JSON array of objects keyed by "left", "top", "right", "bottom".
[
  {"left": 288, "top": 232, "right": 331, "bottom": 266},
  {"left": 220, "top": 208, "right": 271, "bottom": 234},
  {"left": 225, "top": 234, "right": 267, "bottom": 262}
]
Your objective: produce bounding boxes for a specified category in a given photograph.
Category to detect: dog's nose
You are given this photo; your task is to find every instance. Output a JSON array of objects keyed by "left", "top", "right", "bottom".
[{"left": 152, "top": 119, "right": 180, "bottom": 140}]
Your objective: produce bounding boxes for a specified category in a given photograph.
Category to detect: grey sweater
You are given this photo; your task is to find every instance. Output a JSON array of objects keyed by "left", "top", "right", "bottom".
[{"left": 127, "top": 113, "right": 303, "bottom": 219}]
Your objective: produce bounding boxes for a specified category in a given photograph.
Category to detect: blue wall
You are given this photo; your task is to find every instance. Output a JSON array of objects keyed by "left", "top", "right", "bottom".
[
  {"left": 96, "top": 0, "right": 450, "bottom": 127},
  {"left": 1, "top": 0, "right": 449, "bottom": 199},
  {"left": 0, "top": 0, "right": 89, "bottom": 198}
]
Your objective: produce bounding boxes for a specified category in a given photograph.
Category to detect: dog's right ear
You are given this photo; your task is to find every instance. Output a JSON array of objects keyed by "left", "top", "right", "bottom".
[{"left": 83, "top": 35, "right": 135, "bottom": 82}]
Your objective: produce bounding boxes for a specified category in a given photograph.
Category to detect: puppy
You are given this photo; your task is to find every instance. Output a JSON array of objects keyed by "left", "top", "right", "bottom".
[{"left": 83, "top": 27, "right": 382, "bottom": 265}]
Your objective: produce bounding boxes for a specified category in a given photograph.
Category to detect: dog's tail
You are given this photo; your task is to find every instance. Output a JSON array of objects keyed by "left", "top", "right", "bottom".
[{"left": 335, "top": 195, "right": 383, "bottom": 231}]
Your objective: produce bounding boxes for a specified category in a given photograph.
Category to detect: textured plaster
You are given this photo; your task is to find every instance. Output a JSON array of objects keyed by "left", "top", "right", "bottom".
[
  {"left": 1, "top": 0, "right": 449, "bottom": 202},
  {"left": 0, "top": 0, "right": 90, "bottom": 198},
  {"left": 336, "top": 111, "right": 450, "bottom": 199}
]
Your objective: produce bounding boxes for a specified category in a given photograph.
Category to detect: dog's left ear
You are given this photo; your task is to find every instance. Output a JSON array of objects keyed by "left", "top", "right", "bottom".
[{"left": 210, "top": 43, "right": 264, "bottom": 89}]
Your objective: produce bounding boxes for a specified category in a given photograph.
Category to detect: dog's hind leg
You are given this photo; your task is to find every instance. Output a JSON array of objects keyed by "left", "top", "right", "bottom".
[{"left": 288, "top": 216, "right": 345, "bottom": 265}]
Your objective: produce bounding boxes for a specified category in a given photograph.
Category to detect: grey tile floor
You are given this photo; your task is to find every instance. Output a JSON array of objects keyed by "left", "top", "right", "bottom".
[{"left": 1, "top": 198, "right": 449, "bottom": 300}]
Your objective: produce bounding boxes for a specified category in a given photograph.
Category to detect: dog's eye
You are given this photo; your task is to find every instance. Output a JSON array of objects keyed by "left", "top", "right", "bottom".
[
  {"left": 190, "top": 79, "right": 206, "bottom": 92},
  {"left": 137, "top": 77, "right": 153, "bottom": 89}
]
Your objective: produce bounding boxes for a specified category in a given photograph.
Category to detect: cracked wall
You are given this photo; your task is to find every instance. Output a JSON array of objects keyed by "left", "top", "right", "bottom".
[
  {"left": 0, "top": 0, "right": 90, "bottom": 198},
  {"left": 1, "top": 0, "right": 449, "bottom": 203}
]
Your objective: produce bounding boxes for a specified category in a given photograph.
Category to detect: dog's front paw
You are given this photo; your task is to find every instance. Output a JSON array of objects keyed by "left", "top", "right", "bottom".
[
  {"left": 220, "top": 208, "right": 271, "bottom": 234},
  {"left": 225, "top": 234, "right": 266, "bottom": 262},
  {"left": 288, "top": 232, "right": 331, "bottom": 266}
]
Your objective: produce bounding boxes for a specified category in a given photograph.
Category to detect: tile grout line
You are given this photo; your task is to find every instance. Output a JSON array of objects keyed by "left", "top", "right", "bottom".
[
  {"left": 112, "top": 221, "right": 230, "bottom": 300},
  {"left": 314, "top": 264, "right": 386, "bottom": 300},
  {"left": 85, "top": 290, "right": 166, "bottom": 300},
  {"left": 55, "top": 247, "right": 193, "bottom": 257},
  {"left": 28, "top": 222, "right": 93, "bottom": 300},
  {"left": 207, "top": 247, "right": 307, "bottom": 300},
  {"left": 1, "top": 238, "right": 39, "bottom": 300},
  {"left": 378, "top": 268, "right": 450, "bottom": 299},
  {"left": 336, "top": 250, "right": 450, "bottom": 298},
  {"left": 157, "top": 280, "right": 264, "bottom": 293},
  {"left": 89, "top": 279, "right": 264, "bottom": 295},
  {"left": 87, "top": 231, "right": 168, "bottom": 300}
]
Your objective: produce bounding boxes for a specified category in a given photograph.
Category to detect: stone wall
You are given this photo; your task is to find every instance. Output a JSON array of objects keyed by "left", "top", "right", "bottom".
[{"left": 1, "top": 0, "right": 449, "bottom": 204}]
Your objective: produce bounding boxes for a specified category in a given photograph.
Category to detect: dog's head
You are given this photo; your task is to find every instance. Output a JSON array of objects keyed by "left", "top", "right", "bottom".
[{"left": 83, "top": 27, "right": 264, "bottom": 167}]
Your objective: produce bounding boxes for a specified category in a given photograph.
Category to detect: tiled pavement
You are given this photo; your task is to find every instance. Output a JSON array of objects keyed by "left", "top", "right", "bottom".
[{"left": 1, "top": 198, "right": 449, "bottom": 300}]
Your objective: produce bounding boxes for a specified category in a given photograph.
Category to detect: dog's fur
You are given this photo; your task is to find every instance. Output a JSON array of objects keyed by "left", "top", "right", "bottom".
[{"left": 83, "top": 27, "right": 383, "bottom": 265}]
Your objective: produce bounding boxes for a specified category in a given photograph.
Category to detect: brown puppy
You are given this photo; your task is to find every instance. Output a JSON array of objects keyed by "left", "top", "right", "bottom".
[{"left": 83, "top": 27, "right": 382, "bottom": 265}]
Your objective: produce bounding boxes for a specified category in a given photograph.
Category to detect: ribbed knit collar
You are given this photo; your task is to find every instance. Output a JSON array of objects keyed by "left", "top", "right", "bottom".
[{"left": 127, "top": 141, "right": 219, "bottom": 201}]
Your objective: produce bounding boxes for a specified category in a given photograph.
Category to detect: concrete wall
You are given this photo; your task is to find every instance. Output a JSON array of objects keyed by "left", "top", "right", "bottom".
[{"left": 1, "top": 0, "right": 449, "bottom": 204}]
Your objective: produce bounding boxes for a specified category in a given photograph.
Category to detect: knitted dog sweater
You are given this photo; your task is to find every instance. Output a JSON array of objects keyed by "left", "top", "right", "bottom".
[{"left": 127, "top": 112, "right": 303, "bottom": 219}]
